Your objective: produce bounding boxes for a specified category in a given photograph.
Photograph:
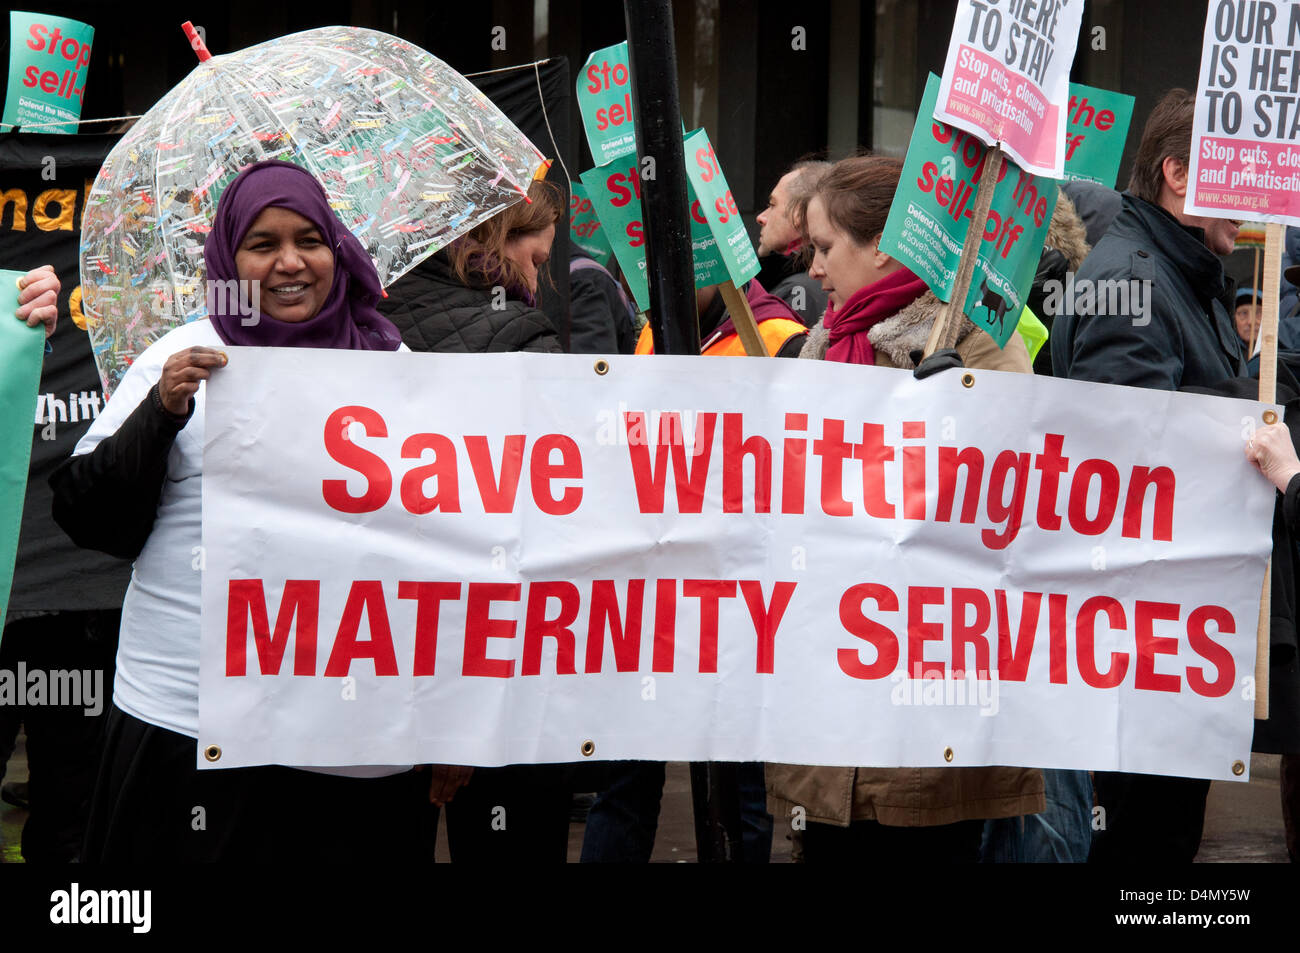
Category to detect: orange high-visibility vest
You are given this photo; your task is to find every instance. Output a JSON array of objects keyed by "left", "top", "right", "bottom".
[{"left": 634, "top": 318, "right": 807, "bottom": 357}]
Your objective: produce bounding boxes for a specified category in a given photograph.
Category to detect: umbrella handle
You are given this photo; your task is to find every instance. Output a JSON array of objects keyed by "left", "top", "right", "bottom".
[{"left": 182, "top": 21, "right": 213, "bottom": 62}]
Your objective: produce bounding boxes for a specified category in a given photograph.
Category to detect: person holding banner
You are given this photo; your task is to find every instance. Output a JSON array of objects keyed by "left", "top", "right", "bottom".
[
  {"left": 1052, "top": 89, "right": 1245, "bottom": 863},
  {"left": 766, "top": 155, "right": 1042, "bottom": 861},
  {"left": 383, "top": 178, "right": 575, "bottom": 862},
  {"left": 47, "top": 159, "right": 435, "bottom": 862}
]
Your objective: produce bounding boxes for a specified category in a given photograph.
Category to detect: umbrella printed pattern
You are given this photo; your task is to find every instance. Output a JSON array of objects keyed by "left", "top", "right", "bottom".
[{"left": 81, "top": 26, "right": 545, "bottom": 394}]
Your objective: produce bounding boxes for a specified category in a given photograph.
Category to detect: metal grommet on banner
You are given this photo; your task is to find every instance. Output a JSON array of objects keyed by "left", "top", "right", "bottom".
[
  {"left": 581, "top": 739, "right": 596, "bottom": 757},
  {"left": 593, "top": 359, "right": 610, "bottom": 376},
  {"left": 943, "top": 746, "right": 954, "bottom": 763},
  {"left": 204, "top": 744, "right": 222, "bottom": 762},
  {"left": 1264, "top": 410, "right": 1279, "bottom": 425},
  {"left": 961, "top": 372, "right": 975, "bottom": 388},
  {"left": 1232, "top": 759, "right": 1246, "bottom": 776}
]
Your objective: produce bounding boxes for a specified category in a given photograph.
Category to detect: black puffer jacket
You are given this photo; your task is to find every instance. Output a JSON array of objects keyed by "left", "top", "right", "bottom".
[{"left": 379, "top": 251, "right": 562, "bottom": 354}]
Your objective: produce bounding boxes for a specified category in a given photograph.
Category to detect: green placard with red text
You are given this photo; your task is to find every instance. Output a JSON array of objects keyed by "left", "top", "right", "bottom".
[
  {"left": 569, "top": 182, "right": 615, "bottom": 266},
  {"left": 577, "top": 42, "right": 637, "bottom": 164},
  {"left": 1062, "top": 82, "right": 1134, "bottom": 188},
  {"left": 683, "top": 127, "right": 761, "bottom": 289},
  {"left": 581, "top": 157, "right": 729, "bottom": 312},
  {"left": 2, "top": 11, "right": 93, "bottom": 132},
  {"left": 880, "top": 73, "right": 1057, "bottom": 348}
]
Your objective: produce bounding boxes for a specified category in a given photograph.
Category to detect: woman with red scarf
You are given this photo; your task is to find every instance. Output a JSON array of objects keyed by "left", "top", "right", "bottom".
[{"left": 766, "top": 155, "right": 1043, "bottom": 863}]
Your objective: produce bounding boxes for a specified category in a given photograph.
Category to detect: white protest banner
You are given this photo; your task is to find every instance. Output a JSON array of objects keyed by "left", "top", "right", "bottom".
[
  {"left": 201, "top": 348, "right": 1274, "bottom": 780},
  {"left": 935, "top": 0, "right": 1086, "bottom": 177},
  {"left": 1186, "top": 0, "right": 1300, "bottom": 225}
]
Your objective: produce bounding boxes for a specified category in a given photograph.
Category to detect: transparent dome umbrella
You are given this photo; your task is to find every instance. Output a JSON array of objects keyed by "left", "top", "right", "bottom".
[{"left": 80, "top": 24, "right": 546, "bottom": 394}]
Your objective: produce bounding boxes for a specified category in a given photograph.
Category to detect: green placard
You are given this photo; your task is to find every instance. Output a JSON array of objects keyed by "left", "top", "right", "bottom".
[
  {"left": 880, "top": 73, "right": 1057, "bottom": 348},
  {"left": 1062, "top": 82, "right": 1135, "bottom": 188},
  {"left": 682, "top": 127, "right": 760, "bottom": 289},
  {"left": 569, "top": 182, "right": 615, "bottom": 265},
  {"left": 577, "top": 41, "right": 637, "bottom": 165},
  {"left": 581, "top": 156, "right": 730, "bottom": 312},
  {"left": 2, "top": 11, "right": 94, "bottom": 133},
  {"left": 0, "top": 270, "right": 46, "bottom": 627}
]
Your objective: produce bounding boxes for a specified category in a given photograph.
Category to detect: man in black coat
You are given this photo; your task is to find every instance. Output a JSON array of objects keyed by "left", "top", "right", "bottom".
[
  {"left": 1052, "top": 89, "right": 1246, "bottom": 864},
  {"left": 1052, "top": 90, "right": 1244, "bottom": 391}
]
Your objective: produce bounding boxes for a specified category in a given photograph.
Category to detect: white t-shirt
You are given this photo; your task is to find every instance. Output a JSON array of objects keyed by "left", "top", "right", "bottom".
[{"left": 76, "top": 320, "right": 408, "bottom": 777}]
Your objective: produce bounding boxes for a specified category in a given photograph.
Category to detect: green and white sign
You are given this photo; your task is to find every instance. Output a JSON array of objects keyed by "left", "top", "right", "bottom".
[
  {"left": 577, "top": 41, "right": 637, "bottom": 164},
  {"left": 683, "top": 127, "right": 760, "bottom": 289},
  {"left": 2, "top": 11, "right": 93, "bottom": 133},
  {"left": 880, "top": 73, "right": 1057, "bottom": 348},
  {"left": 569, "top": 182, "right": 615, "bottom": 265},
  {"left": 1062, "top": 82, "right": 1135, "bottom": 188},
  {"left": 0, "top": 270, "right": 45, "bottom": 626},
  {"left": 581, "top": 156, "right": 729, "bottom": 312}
]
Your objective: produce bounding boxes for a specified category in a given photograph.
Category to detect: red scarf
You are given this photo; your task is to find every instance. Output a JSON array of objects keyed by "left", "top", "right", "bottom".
[{"left": 824, "top": 266, "right": 928, "bottom": 365}]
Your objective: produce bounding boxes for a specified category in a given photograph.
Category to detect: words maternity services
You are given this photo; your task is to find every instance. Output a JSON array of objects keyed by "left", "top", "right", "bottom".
[{"left": 199, "top": 350, "right": 1275, "bottom": 776}]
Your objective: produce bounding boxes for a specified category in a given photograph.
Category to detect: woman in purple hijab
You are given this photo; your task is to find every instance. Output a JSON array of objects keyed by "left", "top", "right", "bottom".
[
  {"left": 203, "top": 158, "right": 402, "bottom": 351},
  {"left": 50, "top": 160, "right": 426, "bottom": 863}
]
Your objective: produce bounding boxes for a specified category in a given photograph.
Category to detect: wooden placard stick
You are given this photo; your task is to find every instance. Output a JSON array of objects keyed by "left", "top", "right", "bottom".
[
  {"left": 923, "top": 145, "right": 1005, "bottom": 359},
  {"left": 1254, "top": 221, "right": 1284, "bottom": 720},
  {"left": 718, "top": 279, "right": 767, "bottom": 357},
  {"left": 1248, "top": 244, "right": 1262, "bottom": 357}
]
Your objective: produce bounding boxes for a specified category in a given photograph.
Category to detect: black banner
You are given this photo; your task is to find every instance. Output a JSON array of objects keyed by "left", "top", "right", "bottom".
[
  {"left": 0, "top": 131, "right": 130, "bottom": 613},
  {"left": 471, "top": 58, "right": 575, "bottom": 348}
]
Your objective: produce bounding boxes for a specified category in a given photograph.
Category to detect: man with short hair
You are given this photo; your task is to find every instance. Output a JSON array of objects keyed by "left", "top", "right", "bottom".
[
  {"left": 1052, "top": 88, "right": 1244, "bottom": 390},
  {"left": 755, "top": 161, "right": 830, "bottom": 325},
  {"left": 1052, "top": 89, "right": 1245, "bottom": 864}
]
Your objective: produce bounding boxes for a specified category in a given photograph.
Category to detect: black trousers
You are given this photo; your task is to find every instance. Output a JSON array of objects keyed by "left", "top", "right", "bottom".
[
  {"left": 439, "top": 764, "right": 571, "bottom": 863},
  {"left": 1089, "top": 771, "right": 1211, "bottom": 863},
  {"left": 0, "top": 610, "right": 119, "bottom": 863},
  {"left": 83, "top": 705, "right": 433, "bottom": 863},
  {"left": 802, "top": 818, "right": 986, "bottom": 863}
]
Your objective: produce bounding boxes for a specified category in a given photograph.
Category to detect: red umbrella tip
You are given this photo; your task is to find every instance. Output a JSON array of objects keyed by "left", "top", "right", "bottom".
[{"left": 182, "top": 22, "right": 213, "bottom": 62}]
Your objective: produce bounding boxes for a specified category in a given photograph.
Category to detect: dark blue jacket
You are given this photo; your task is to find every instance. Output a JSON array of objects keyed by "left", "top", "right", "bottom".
[{"left": 1051, "top": 192, "right": 1244, "bottom": 391}]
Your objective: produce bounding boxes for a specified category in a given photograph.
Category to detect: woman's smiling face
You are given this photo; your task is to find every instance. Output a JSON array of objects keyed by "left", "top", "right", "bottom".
[{"left": 235, "top": 207, "right": 335, "bottom": 323}]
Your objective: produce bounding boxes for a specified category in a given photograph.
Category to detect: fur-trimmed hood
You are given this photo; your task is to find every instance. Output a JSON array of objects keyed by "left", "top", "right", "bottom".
[
  {"left": 798, "top": 291, "right": 981, "bottom": 368},
  {"left": 1045, "top": 190, "right": 1090, "bottom": 270}
]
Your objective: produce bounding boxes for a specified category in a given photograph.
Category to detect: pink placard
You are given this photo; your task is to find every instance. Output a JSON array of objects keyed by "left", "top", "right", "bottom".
[
  {"left": 939, "top": 45, "right": 1061, "bottom": 175},
  {"left": 1191, "top": 136, "right": 1300, "bottom": 219}
]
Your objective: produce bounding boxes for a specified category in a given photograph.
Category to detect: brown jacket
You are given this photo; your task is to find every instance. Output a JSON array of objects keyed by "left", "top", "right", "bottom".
[{"left": 768, "top": 291, "right": 1045, "bottom": 828}]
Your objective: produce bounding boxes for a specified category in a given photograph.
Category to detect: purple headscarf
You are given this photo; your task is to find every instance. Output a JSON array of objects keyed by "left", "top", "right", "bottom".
[{"left": 203, "top": 159, "right": 402, "bottom": 351}]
